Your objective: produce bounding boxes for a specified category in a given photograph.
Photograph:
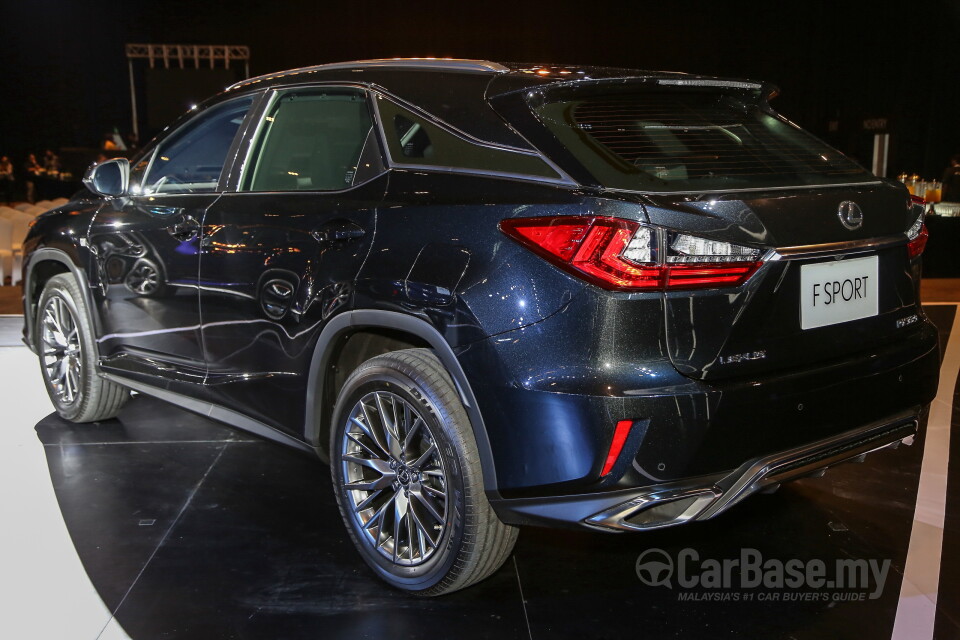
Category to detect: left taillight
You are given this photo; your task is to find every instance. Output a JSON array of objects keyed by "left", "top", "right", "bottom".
[
  {"left": 906, "top": 216, "right": 928, "bottom": 259},
  {"left": 500, "top": 215, "right": 764, "bottom": 291}
]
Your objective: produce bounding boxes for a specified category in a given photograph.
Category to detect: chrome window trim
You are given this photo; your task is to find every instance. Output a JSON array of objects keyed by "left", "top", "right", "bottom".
[
  {"left": 370, "top": 91, "right": 578, "bottom": 187},
  {"left": 383, "top": 164, "right": 576, "bottom": 186}
]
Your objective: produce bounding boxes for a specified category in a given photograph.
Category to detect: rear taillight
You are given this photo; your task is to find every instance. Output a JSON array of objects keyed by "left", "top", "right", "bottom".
[
  {"left": 500, "top": 216, "right": 763, "bottom": 291},
  {"left": 906, "top": 216, "right": 928, "bottom": 258}
]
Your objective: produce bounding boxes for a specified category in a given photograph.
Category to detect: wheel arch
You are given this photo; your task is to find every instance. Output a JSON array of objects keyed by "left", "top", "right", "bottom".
[
  {"left": 305, "top": 309, "right": 500, "bottom": 494},
  {"left": 23, "top": 248, "right": 98, "bottom": 353}
]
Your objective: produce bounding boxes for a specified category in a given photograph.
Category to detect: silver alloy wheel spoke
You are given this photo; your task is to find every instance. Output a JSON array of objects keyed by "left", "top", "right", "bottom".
[
  {"left": 410, "top": 486, "right": 444, "bottom": 522},
  {"left": 410, "top": 442, "right": 437, "bottom": 470},
  {"left": 41, "top": 295, "right": 82, "bottom": 406},
  {"left": 341, "top": 390, "right": 449, "bottom": 567}
]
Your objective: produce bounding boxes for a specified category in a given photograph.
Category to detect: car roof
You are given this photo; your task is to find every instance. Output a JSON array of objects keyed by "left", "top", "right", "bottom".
[
  {"left": 226, "top": 58, "right": 731, "bottom": 93},
  {"left": 222, "top": 58, "right": 764, "bottom": 151}
]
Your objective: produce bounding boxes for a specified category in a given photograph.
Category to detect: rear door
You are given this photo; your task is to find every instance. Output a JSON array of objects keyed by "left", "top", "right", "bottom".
[{"left": 197, "top": 86, "right": 386, "bottom": 437}]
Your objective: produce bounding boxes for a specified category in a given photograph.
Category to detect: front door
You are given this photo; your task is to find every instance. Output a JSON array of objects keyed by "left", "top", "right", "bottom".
[{"left": 90, "top": 95, "right": 255, "bottom": 385}]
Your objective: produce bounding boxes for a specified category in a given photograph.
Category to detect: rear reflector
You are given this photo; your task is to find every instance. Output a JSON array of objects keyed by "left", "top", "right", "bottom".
[
  {"left": 501, "top": 216, "right": 763, "bottom": 291},
  {"left": 601, "top": 420, "right": 634, "bottom": 476}
]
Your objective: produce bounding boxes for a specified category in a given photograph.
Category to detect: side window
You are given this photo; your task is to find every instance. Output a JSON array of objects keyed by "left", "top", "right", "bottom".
[
  {"left": 141, "top": 96, "right": 253, "bottom": 195},
  {"left": 243, "top": 89, "right": 377, "bottom": 192},
  {"left": 375, "top": 96, "right": 561, "bottom": 180}
]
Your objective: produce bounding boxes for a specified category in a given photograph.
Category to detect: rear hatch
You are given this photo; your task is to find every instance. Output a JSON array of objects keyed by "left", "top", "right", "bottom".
[
  {"left": 647, "top": 185, "right": 921, "bottom": 381},
  {"left": 490, "top": 76, "right": 924, "bottom": 380}
]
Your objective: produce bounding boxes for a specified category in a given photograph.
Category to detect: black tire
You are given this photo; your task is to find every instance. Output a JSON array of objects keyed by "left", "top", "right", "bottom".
[
  {"left": 330, "top": 348, "right": 518, "bottom": 595},
  {"left": 36, "top": 273, "right": 129, "bottom": 422}
]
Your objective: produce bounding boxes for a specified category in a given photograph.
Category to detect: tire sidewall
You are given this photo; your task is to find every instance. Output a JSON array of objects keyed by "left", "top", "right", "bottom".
[{"left": 330, "top": 365, "right": 468, "bottom": 593}]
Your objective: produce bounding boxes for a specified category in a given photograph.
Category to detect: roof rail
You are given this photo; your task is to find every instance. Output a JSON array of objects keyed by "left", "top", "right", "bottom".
[{"left": 229, "top": 58, "right": 508, "bottom": 90}]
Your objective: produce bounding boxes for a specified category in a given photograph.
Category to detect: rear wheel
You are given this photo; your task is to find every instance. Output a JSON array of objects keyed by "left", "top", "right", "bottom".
[
  {"left": 330, "top": 348, "right": 517, "bottom": 595},
  {"left": 36, "top": 273, "right": 129, "bottom": 422}
]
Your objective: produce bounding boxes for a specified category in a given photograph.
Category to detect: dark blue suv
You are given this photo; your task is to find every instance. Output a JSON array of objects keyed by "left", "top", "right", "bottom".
[{"left": 22, "top": 59, "right": 939, "bottom": 594}]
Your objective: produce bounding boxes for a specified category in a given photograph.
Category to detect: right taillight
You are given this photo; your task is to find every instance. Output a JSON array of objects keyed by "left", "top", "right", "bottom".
[
  {"left": 500, "top": 216, "right": 764, "bottom": 291},
  {"left": 906, "top": 216, "right": 928, "bottom": 258}
]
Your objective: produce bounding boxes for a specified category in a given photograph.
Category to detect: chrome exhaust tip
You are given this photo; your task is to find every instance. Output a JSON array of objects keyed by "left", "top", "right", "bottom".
[{"left": 585, "top": 489, "right": 719, "bottom": 531}]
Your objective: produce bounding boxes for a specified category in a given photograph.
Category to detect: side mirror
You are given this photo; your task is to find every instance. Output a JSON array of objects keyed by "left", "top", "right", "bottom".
[{"left": 83, "top": 158, "right": 130, "bottom": 197}]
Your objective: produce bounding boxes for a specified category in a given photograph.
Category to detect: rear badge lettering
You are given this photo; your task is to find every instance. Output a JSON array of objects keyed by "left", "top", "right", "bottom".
[
  {"left": 812, "top": 276, "right": 869, "bottom": 306},
  {"left": 719, "top": 350, "right": 767, "bottom": 365},
  {"left": 896, "top": 314, "right": 919, "bottom": 329}
]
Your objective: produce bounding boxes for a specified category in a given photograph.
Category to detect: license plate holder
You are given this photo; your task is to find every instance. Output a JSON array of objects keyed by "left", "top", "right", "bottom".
[{"left": 800, "top": 255, "right": 879, "bottom": 330}]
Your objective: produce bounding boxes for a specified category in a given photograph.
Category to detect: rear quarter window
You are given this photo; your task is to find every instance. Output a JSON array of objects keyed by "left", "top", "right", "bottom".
[{"left": 375, "top": 96, "right": 562, "bottom": 181}]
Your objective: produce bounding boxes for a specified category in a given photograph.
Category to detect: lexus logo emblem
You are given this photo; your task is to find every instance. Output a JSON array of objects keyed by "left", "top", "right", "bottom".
[{"left": 837, "top": 201, "right": 864, "bottom": 230}]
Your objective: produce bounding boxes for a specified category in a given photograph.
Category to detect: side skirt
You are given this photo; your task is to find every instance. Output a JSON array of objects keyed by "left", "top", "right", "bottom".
[{"left": 101, "top": 372, "right": 318, "bottom": 456}]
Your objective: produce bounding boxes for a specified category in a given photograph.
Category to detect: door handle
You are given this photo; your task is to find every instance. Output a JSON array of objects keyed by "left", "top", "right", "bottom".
[
  {"left": 312, "top": 220, "right": 366, "bottom": 243},
  {"left": 168, "top": 215, "right": 200, "bottom": 242}
]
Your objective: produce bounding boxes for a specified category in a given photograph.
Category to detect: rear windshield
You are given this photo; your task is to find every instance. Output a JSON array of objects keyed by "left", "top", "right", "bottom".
[{"left": 533, "top": 90, "right": 875, "bottom": 192}]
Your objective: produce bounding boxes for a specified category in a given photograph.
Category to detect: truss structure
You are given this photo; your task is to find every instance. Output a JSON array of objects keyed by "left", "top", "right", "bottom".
[
  {"left": 124, "top": 43, "right": 251, "bottom": 138},
  {"left": 125, "top": 44, "right": 251, "bottom": 70}
]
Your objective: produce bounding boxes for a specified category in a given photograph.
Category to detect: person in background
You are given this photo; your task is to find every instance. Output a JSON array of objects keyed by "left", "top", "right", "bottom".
[
  {"left": 0, "top": 156, "right": 14, "bottom": 205},
  {"left": 43, "top": 149, "right": 61, "bottom": 175},
  {"left": 23, "top": 153, "right": 43, "bottom": 203},
  {"left": 102, "top": 133, "right": 119, "bottom": 151},
  {"left": 110, "top": 127, "right": 127, "bottom": 151},
  {"left": 942, "top": 155, "right": 960, "bottom": 202}
]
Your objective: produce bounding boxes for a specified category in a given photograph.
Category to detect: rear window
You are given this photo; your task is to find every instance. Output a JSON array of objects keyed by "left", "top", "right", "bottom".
[{"left": 533, "top": 90, "right": 875, "bottom": 192}]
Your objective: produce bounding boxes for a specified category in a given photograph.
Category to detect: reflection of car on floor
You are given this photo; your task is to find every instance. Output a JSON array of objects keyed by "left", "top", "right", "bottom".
[{"left": 20, "top": 59, "right": 940, "bottom": 596}]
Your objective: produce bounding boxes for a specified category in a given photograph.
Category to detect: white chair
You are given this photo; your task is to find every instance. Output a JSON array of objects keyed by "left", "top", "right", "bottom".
[
  {"left": 0, "top": 208, "right": 34, "bottom": 283},
  {"left": 0, "top": 217, "right": 13, "bottom": 285},
  {"left": 13, "top": 203, "right": 32, "bottom": 213},
  {"left": 0, "top": 207, "right": 21, "bottom": 223}
]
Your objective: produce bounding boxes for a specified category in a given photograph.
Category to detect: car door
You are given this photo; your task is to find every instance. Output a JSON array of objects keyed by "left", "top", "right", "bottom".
[
  {"left": 198, "top": 86, "right": 386, "bottom": 437},
  {"left": 91, "top": 95, "right": 256, "bottom": 386}
]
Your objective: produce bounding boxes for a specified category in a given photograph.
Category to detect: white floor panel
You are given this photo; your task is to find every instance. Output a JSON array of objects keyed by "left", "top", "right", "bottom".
[{"left": 0, "top": 346, "right": 128, "bottom": 640}]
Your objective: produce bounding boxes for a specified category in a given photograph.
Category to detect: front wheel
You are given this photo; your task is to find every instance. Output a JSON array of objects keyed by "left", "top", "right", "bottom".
[
  {"left": 36, "top": 273, "right": 129, "bottom": 422},
  {"left": 330, "top": 348, "right": 517, "bottom": 595}
]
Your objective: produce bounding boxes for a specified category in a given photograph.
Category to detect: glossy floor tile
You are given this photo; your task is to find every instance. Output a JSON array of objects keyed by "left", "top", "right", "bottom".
[{"left": 2, "top": 308, "right": 959, "bottom": 639}]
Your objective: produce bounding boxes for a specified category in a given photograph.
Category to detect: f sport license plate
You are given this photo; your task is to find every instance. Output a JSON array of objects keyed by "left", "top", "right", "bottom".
[{"left": 800, "top": 255, "right": 879, "bottom": 330}]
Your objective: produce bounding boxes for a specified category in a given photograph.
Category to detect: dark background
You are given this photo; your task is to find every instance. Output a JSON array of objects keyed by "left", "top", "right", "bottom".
[{"left": 1, "top": 0, "right": 958, "bottom": 178}]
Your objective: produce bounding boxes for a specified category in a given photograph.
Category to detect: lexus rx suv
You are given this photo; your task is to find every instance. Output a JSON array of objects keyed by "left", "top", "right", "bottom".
[{"left": 22, "top": 59, "right": 940, "bottom": 595}]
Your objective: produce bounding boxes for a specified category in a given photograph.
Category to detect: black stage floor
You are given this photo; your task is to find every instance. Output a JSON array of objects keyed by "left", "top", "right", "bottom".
[{"left": 22, "top": 306, "right": 960, "bottom": 639}]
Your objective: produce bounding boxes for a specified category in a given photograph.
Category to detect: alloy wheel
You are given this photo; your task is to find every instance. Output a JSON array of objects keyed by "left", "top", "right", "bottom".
[
  {"left": 39, "top": 295, "right": 82, "bottom": 405},
  {"left": 340, "top": 390, "right": 449, "bottom": 566}
]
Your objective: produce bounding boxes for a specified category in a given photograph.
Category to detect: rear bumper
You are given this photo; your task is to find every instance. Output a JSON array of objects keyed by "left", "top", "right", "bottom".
[
  {"left": 491, "top": 409, "right": 919, "bottom": 530},
  {"left": 464, "top": 313, "right": 940, "bottom": 495}
]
